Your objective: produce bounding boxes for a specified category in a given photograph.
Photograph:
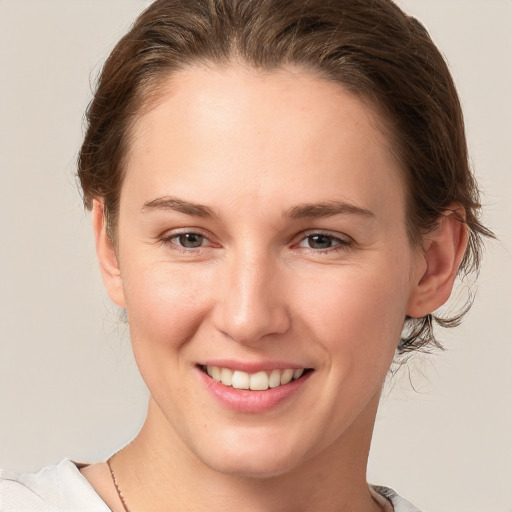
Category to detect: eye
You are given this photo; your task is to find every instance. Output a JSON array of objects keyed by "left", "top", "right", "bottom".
[
  {"left": 167, "top": 232, "right": 209, "bottom": 249},
  {"left": 298, "top": 233, "right": 351, "bottom": 251}
]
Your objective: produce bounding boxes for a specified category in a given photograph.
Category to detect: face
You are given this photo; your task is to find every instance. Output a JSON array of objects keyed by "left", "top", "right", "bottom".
[{"left": 102, "top": 65, "right": 426, "bottom": 478}]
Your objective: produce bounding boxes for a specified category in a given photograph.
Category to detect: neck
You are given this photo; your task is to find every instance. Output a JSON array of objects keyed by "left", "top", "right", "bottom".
[{"left": 111, "top": 395, "right": 382, "bottom": 512}]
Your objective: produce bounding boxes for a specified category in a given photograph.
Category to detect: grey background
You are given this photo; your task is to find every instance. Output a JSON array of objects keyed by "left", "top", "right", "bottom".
[{"left": 0, "top": 1, "right": 511, "bottom": 511}]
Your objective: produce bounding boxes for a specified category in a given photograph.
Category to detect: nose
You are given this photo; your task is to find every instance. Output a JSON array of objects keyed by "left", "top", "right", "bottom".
[{"left": 212, "top": 249, "right": 291, "bottom": 345}]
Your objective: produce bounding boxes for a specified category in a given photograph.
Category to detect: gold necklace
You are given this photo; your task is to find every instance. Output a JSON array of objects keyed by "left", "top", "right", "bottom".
[{"left": 107, "top": 457, "right": 131, "bottom": 512}]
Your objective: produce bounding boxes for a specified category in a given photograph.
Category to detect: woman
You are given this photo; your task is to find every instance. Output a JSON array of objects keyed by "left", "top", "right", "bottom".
[{"left": 0, "top": 0, "right": 495, "bottom": 511}]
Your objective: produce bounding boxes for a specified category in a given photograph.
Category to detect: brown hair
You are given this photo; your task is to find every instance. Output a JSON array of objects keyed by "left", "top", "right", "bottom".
[{"left": 77, "top": 0, "right": 493, "bottom": 353}]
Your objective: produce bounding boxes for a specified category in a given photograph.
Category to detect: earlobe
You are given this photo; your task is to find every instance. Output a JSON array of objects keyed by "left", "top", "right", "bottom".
[
  {"left": 406, "top": 206, "right": 468, "bottom": 318},
  {"left": 92, "top": 199, "right": 126, "bottom": 308}
]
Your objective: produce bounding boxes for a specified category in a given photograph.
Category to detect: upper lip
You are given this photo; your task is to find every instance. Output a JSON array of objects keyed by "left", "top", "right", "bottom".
[{"left": 198, "top": 359, "right": 313, "bottom": 373}]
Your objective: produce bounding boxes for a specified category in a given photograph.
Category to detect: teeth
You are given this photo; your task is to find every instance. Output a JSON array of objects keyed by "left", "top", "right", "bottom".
[
  {"left": 232, "top": 370, "right": 249, "bottom": 390},
  {"left": 211, "top": 366, "right": 222, "bottom": 382},
  {"left": 205, "top": 366, "right": 307, "bottom": 391},
  {"left": 293, "top": 368, "right": 304, "bottom": 379},
  {"left": 280, "top": 369, "right": 294, "bottom": 385},
  {"left": 250, "top": 371, "right": 268, "bottom": 391},
  {"left": 220, "top": 367, "right": 233, "bottom": 386},
  {"left": 268, "top": 369, "right": 281, "bottom": 388}
]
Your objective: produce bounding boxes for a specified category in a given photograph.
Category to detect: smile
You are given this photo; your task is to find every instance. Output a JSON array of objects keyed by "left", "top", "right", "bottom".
[{"left": 201, "top": 365, "right": 309, "bottom": 391}]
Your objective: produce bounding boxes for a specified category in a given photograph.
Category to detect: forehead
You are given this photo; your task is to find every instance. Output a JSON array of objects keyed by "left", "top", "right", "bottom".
[{"left": 123, "top": 65, "right": 405, "bottom": 220}]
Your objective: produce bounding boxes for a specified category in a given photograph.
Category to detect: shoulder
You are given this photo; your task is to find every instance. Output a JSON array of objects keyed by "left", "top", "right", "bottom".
[
  {"left": 0, "top": 459, "right": 110, "bottom": 512},
  {"left": 371, "top": 485, "right": 423, "bottom": 512}
]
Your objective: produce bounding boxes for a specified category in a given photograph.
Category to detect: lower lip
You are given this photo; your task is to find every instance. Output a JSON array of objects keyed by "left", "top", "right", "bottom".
[{"left": 197, "top": 368, "right": 312, "bottom": 413}]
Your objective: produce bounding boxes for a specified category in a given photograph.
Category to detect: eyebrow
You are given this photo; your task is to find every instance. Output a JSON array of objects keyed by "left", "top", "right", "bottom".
[
  {"left": 287, "top": 201, "right": 375, "bottom": 219},
  {"left": 141, "top": 196, "right": 216, "bottom": 217},
  {"left": 141, "top": 196, "right": 374, "bottom": 220}
]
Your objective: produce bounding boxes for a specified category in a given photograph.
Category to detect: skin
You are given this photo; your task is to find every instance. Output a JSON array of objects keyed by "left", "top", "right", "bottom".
[{"left": 83, "top": 65, "right": 467, "bottom": 512}]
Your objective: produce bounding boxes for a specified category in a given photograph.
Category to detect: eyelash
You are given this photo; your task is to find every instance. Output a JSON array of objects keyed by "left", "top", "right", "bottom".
[
  {"left": 160, "top": 230, "right": 214, "bottom": 253},
  {"left": 160, "top": 230, "right": 353, "bottom": 254},
  {"left": 296, "top": 231, "right": 353, "bottom": 254}
]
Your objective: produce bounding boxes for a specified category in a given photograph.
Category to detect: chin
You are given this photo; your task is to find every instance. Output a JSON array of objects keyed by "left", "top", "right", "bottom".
[
  {"left": 191, "top": 428, "right": 311, "bottom": 480},
  {"left": 205, "top": 452, "right": 303, "bottom": 480}
]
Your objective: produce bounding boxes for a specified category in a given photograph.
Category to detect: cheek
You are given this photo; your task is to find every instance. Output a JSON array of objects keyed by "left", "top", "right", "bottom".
[
  {"left": 293, "top": 257, "right": 411, "bottom": 365},
  {"left": 121, "top": 262, "right": 213, "bottom": 361}
]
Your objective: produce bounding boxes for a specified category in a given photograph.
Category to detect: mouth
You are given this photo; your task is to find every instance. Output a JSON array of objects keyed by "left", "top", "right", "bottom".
[{"left": 199, "top": 365, "right": 313, "bottom": 391}]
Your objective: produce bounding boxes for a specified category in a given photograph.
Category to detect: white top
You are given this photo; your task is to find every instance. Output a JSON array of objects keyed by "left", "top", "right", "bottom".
[{"left": 0, "top": 459, "right": 421, "bottom": 511}]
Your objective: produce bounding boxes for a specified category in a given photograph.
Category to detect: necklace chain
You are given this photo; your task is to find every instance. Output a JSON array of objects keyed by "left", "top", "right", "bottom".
[
  {"left": 107, "top": 457, "right": 131, "bottom": 512},
  {"left": 106, "top": 457, "right": 388, "bottom": 512}
]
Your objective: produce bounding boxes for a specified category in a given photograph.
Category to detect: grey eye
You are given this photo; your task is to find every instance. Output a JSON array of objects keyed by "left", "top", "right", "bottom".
[
  {"left": 176, "top": 233, "right": 205, "bottom": 248},
  {"left": 306, "top": 234, "right": 336, "bottom": 249}
]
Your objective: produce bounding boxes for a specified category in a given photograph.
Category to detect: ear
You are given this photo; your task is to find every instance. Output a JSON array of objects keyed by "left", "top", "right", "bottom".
[
  {"left": 92, "top": 199, "right": 126, "bottom": 308},
  {"left": 407, "top": 206, "right": 468, "bottom": 318}
]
